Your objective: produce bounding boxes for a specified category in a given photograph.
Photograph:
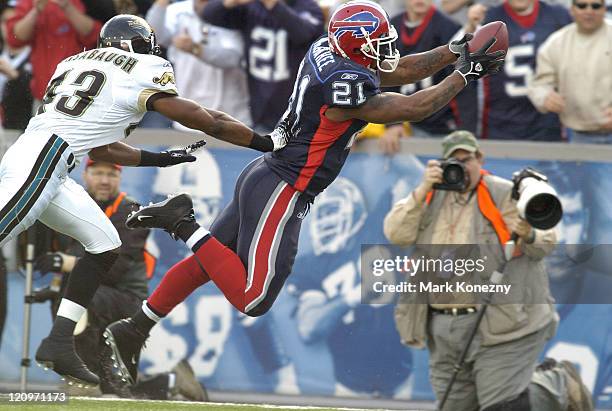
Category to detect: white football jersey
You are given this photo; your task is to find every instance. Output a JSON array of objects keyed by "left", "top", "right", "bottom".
[{"left": 26, "top": 47, "right": 178, "bottom": 163}]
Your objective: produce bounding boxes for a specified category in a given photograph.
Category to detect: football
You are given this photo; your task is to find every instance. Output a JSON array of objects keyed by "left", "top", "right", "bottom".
[{"left": 468, "top": 21, "right": 509, "bottom": 54}]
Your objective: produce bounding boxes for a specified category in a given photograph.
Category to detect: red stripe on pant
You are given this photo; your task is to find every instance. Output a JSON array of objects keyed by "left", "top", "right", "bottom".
[{"left": 148, "top": 184, "right": 296, "bottom": 316}]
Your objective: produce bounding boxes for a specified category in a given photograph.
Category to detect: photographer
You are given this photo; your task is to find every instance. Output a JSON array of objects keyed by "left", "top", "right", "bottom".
[{"left": 384, "top": 131, "right": 592, "bottom": 410}]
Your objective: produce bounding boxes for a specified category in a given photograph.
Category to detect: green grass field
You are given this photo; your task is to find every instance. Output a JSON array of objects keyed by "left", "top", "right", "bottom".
[{"left": 0, "top": 397, "right": 372, "bottom": 411}]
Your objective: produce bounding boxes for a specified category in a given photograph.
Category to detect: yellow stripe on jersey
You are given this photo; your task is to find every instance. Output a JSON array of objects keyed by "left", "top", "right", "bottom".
[{"left": 137, "top": 88, "right": 178, "bottom": 112}]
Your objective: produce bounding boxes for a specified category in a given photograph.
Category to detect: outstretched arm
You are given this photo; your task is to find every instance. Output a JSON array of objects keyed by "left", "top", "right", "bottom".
[
  {"left": 379, "top": 34, "right": 473, "bottom": 87},
  {"left": 152, "top": 95, "right": 279, "bottom": 151},
  {"left": 380, "top": 45, "right": 458, "bottom": 87},
  {"left": 333, "top": 37, "right": 504, "bottom": 123}
]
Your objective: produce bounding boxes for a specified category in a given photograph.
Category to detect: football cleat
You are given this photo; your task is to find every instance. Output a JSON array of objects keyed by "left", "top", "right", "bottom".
[
  {"left": 35, "top": 336, "right": 100, "bottom": 386},
  {"left": 100, "top": 319, "right": 147, "bottom": 397},
  {"left": 125, "top": 193, "right": 195, "bottom": 239}
]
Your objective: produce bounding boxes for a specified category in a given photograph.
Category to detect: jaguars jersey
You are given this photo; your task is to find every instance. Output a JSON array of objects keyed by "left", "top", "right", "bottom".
[
  {"left": 264, "top": 36, "right": 380, "bottom": 197},
  {"left": 25, "top": 48, "right": 178, "bottom": 164},
  {"left": 481, "top": 1, "right": 571, "bottom": 140}
]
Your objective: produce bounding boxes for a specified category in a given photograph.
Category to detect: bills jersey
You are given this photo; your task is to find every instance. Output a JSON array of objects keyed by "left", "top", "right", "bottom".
[
  {"left": 265, "top": 36, "right": 380, "bottom": 197},
  {"left": 25, "top": 47, "right": 178, "bottom": 163},
  {"left": 481, "top": 0, "right": 571, "bottom": 140},
  {"left": 388, "top": 8, "right": 478, "bottom": 135},
  {"left": 203, "top": 0, "right": 323, "bottom": 132}
]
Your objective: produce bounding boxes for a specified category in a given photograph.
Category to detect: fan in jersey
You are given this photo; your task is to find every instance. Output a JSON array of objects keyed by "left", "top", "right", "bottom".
[
  {"left": 476, "top": 0, "right": 571, "bottom": 140},
  {"left": 0, "top": 14, "right": 282, "bottom": 386},
  {"left": 100, "top": 0, "right": 505, "bottom": 393},
  {"left": 387, "top": 0, "right": 478, "bottom": 137}
]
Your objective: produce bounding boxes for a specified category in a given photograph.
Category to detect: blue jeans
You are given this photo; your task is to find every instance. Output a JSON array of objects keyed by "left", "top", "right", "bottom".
[{"left": 568, "top": 129, "right": 612, "bottom": 144}]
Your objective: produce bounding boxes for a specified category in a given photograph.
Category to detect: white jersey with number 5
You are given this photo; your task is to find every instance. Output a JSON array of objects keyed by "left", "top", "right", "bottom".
[{"left": 25, "top": 47, "right": 178, "bottom": 164}]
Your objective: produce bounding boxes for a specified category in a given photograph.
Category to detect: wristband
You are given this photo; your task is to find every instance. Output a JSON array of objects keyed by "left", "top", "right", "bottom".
[
  {"left": 248, "top": 132, "right": 274, "bottom": 152},
  {"left": 138, "top": 150, "right": 165, "bottom": 166}
]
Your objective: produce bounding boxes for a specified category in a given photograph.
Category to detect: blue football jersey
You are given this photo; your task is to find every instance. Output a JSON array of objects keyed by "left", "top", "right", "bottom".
[
  {"left": 202, "top": 0, "right": 324, "bottom": 132},
  {"left": 265, "top": 36, "right": 380, "bottom": 197},
  {"left": 481, "top": 0, "right": 571, "bottom": 140},
  {"left": 388, "top": 8, "right": 478, "bottom": 134}
]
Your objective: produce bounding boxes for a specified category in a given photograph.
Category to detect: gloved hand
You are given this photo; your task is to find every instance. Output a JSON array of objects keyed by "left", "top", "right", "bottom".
[
  {"left": 139, "top": 140, "right": 206, "bottom": 167},
  {"left": 454, "top": 37, "right": 505, "bottom": 85},
  {"left": 448, "top": 33, "right": 474, "bottom": 57},
  {"left": 34, "top": 252, "right": 64, "bottom": 274}
]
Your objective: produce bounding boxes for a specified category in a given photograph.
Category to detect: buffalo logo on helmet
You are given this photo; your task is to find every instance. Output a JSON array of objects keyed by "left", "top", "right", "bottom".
[{"left": 330, "top": 11, "right": 380, "bottom": 40}]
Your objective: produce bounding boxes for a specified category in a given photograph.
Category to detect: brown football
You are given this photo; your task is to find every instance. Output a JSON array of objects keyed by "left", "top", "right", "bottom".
[{"left": 468, "top": 21, "right": 509, "bottom": 54}]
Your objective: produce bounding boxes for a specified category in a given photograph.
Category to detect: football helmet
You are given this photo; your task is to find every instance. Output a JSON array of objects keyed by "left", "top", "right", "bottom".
[
  {"left": 328, "top": 0, "right": 400, "bottom": 72},
  {"left": 98, "top": 14, "right": 161, "bottom": 56},
  {"left": 309, "top": 177, "right": 367, "bottom": 255}
]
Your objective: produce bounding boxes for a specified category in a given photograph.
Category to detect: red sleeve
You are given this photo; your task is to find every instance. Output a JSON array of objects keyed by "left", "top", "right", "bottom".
[
  {"left": 77, "top": 19, "right": 102, "bottom": 49},
  {"left": 6, "top": 0, "right": 35, "bottom": 49}
]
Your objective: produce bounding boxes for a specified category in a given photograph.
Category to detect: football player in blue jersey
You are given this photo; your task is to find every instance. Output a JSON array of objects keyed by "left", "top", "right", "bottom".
[
  {"left": 100, "top": 0, "right": 506, "bottom": 392},
  {"left": 474, "top": 0, "right": 572, "bottom": 140}
]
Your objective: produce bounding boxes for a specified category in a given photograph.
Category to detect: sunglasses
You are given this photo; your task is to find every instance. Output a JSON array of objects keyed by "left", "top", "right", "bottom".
[{"left": 574, "top": 2, "right": 604, "bottom": 9}]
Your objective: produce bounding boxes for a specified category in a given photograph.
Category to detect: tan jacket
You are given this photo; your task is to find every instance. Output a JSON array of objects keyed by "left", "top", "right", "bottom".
[
  {"left": 386, "top": 173, "right": 558, "bottom": 348},
  {"left": 528, "top": 22, "right": 612, "bottom": 132}
]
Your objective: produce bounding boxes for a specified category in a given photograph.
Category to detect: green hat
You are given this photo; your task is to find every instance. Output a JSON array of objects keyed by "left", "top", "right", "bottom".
[{"left": 442, "top": 130, "right": 479, "bottom": 159}]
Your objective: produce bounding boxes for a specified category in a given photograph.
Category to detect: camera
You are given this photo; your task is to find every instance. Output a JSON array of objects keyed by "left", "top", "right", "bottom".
[
  {"left": 433, "top": 158, "right": 469, "bottom": 191},
  {"left": 512, "top": 167, "right": 563, "bottom": 230}
]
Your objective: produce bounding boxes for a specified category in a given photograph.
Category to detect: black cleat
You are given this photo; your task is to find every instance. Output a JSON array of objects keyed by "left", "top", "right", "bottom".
[
  {"left": 125, "top": 193, "right": 195, "bottom": 238},
  {"left": 100, "top": 319, "right": 146, "bottom": 397},
  {"left": 35, "top": 336, "right": 100, "bottom": 387}
]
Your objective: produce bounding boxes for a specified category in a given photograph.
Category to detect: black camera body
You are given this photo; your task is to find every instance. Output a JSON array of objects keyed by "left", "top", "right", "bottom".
[{"left": 433, "top": 158, "right": 469, "bottom": 191}]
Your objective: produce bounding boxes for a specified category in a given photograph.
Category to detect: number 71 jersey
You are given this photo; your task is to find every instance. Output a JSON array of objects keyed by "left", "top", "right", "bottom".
[
  {"left": 265, "top": 36, "right": 380, "bottom": 197},
  {"left": 25, "top": 47, "right": 178, "bottom": 164}
]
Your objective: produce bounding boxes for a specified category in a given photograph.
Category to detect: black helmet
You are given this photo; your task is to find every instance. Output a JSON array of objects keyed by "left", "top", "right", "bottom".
[{"left": 98, "top": 14, "right": 161, "bottom": 56}]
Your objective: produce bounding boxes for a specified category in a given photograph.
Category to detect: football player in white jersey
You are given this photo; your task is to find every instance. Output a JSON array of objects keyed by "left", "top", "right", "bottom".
[{"left": 0, "top": 14, "right": 282, "bottom": 386}]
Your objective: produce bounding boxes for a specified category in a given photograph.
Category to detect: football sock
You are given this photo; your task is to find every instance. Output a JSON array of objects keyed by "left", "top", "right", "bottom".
[
  {"left": 192, "top": 235, "right": 249, "bottom": 313},
  {"left": 52, "top": 250, "right": 117, "bottom": 337},
  {"left": 132, "top": 303, "right": 160, "bottom": 337},
  {"left": 146, "top": 255, "right": 210, "bottom": 320}
]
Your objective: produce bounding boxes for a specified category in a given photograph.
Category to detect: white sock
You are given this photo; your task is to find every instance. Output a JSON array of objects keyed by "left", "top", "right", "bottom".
[
  {"left": 56, "top": 299, "right": 86, "bottom": 323},
  {"left": 142, "top": 300, "right": 161, "bottom": 323},
  {"left": 186, "top": 226, "right": 210, "bottom": 250}
]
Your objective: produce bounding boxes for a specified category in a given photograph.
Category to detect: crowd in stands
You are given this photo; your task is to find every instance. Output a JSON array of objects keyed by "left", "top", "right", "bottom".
[{"left": 0, "top": 0, "right": 610, "bottom": 146}]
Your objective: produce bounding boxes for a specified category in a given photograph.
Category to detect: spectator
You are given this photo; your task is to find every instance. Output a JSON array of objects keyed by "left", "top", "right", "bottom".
[
  {"left": 81, "top": 0, "right": 154, "bottom": 21},
  {"left": 439, "top": 0, "right": 571, "bottom": 26},
  {"left": 34, "top": 159, "right": 207, "bottom": 401},
  {"left": 0, "top": 1, "right": 32, "bottom": 130},
  {"left": 5, "top": 0, "right": 102, "bottom": 112},
  {"left": 528, "top": 0, "right": 612, "bottom": 143},
  {"left": 438, "top": 0, "right": 501, "bottom": 26},
  {"left": 469, "top": 0, "right": 571, "bottom": 140},
  {"left": 146, "top": 0, "right": 251, "bottom": 127},
  {"left": 384, "top": 0, "right": 477, "bottom": 146},
  {"left": 202, "top": 0, "right": 323, "bottom": 133}
]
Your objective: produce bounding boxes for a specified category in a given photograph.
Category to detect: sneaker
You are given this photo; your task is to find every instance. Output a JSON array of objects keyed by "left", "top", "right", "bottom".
[
  {"left": 560, "top": 360, "right": 594, "bottom": 411},
  {"left": 171, "top": 359, "right": 208, "bottom": 402},
  {"left": 125, "top": 193, "right": 194, "bottom": 238},
  {"left": 100, "top": 319, "right": 147, "bottom": 397},
  {"left": 35, "top": 336, "right": 100, "bottom": 387}
]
